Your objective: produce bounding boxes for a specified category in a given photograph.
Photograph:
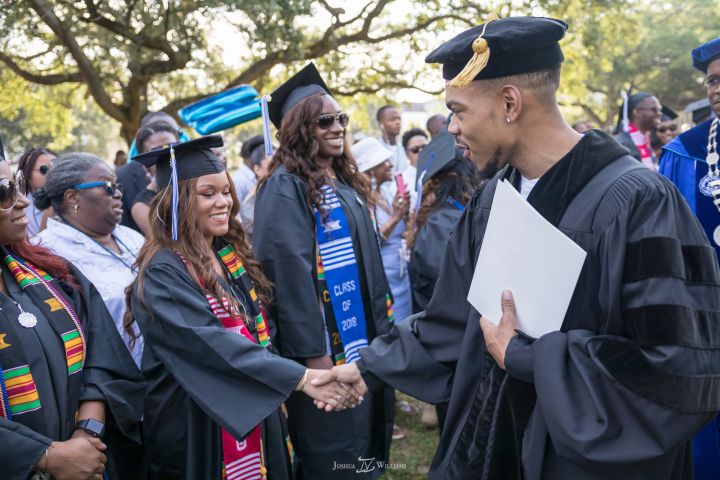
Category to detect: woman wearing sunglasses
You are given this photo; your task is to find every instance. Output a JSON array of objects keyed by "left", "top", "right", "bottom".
[
  {"left": 254, "top": 64, "right": 395, "bottom": 479},
  {"left": 124, "top": 136, "right": 360, "bottom": 479},
  {"left": 0, "top": 154, "right": 143, "bottom": 479},
  {"left": 33, "top": 153, "right": 145, "bottom": 366},
  {"left": 651, "top": 114, "right": 679, "bottom": 160},
  {"left": 16, "top": 147, "right": 57, "bottom": 237}
]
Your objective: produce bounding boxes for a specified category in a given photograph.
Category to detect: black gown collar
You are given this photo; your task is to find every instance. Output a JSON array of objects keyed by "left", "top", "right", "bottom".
[{"left": 503, "top": 130, "right": 630, "bottom": 226}]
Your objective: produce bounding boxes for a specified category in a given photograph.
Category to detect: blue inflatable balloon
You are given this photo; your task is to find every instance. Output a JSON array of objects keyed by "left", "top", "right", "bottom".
[{"left": 179, "top": 85, "right": 262, "bottom": 135}]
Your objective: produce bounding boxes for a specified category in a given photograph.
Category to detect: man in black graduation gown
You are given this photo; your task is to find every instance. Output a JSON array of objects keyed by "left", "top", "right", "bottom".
[{"left": 315, "top": 16, "right": 720, "bottom": 479}]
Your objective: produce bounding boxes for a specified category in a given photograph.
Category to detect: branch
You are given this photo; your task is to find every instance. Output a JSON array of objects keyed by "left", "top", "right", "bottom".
[
  {"left": 577, "top": 103, "right": 603, "bottom": 127},
  {"left": 29, "top": 0, "right": 126, "bottom": 122},
  {"left": 80, "top": 0, "right": 183, "bottom": 62},
  {"left": 336, "top": 80, "right": 443, "bottom": 96},
  {"left": 0, "top": 52, "right": 82, "bottom": 85}
]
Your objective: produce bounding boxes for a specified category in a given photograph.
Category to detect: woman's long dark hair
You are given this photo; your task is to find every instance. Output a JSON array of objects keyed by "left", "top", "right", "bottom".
[
  {"left": 258, "top": 93, "right": 370, "bottom": 213},
  {"left": 123, "top": 173, "right": 272, "bottom": 341},
  {"left": 406, "top": 158, "right": 481, "bottom": 249}
]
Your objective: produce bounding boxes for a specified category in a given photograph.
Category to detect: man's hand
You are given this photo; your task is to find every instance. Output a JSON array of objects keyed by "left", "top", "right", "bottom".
[
  {"left": 311, "top": 363, "right": 368, "bottom": 411},
  {"left": 479, "top": 290, "right": 519, "bottom": 370}
]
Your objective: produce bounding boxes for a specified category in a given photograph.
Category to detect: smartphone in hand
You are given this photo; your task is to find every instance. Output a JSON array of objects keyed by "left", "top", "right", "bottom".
[{"left": 394, "top": 172, "right": 407, "bottom": 195}]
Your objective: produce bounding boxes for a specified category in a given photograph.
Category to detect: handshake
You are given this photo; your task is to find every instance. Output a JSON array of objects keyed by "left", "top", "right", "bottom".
[{"left": 295, "top": 362, "right": 369, "bottom": 412}]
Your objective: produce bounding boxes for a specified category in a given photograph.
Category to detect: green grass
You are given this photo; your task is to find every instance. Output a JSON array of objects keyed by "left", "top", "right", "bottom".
[{"left": 384, "top": 393, "right": 440, "bottom": 479}]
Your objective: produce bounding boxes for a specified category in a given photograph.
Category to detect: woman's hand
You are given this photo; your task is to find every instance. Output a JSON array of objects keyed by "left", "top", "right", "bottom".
[
  {"left": 392, "top": 191, "right": 411, "bottom": 217},
  {"left": 42, "top": 437, "right": 107, "bottom": 480},
  {"left": 301, "top": 368, "right": 364, "bottom": 411}
]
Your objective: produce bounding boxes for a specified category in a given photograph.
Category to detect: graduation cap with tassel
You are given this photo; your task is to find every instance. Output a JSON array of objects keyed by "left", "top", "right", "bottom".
[
  {"left": 426, "top": 15, "right": 568, "bottom": 87},
  {"left": 132, "top": 135, "right": 225, "bottom": 241}
]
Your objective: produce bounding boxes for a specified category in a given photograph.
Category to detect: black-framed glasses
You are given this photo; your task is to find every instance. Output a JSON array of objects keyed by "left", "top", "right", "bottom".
[
  {"left": 408, "top": 145, "right": 425, "bottom": 154},
  {"left": 657, "top": 124, "right": 677, "bottom": 133},
  {"left": 636, "top": 107, "right": 661, "bottom": 114},
  {"left": 0, "top": 171, "right": 27, "bottom": 212},
  {"left": 314, "top": 113, "right": 349, "bottom": 130},
  {"left": 706, "top": 77, "right": 720, "bottom": 90},
  {"left": 74, "top": 180, "right": 122, "bottom": 196}
]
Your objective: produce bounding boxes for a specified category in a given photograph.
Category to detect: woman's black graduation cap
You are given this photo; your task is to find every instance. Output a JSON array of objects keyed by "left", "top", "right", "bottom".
[
  {"left": 416, "top": 129, "right": 463, "bottom": 186},
  {"left": 132, "top": 135, "right": 225, "bottom": 240},
  {"left": 425, "top": 15, "right": 568, "bottom": 88},
  {"left": 266, "top": 63, "right": 332, "bottom": 129}
]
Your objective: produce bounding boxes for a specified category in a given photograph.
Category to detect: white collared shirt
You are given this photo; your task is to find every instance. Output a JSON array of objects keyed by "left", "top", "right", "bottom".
[{"left": 33, "top": 217, "right": 145, "bottom": 367}]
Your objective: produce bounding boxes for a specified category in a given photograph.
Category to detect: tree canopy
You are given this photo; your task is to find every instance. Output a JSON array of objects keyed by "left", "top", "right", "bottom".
[{"left": 0, "top": 0, "right": 718, "bottom": 159}]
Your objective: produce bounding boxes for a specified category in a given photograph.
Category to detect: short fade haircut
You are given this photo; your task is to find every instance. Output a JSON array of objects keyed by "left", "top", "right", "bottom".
[
  {"left": 401, "top": 128, "right": 428, "bottom": 150},
  {"left": 376, "top": 105, "right": 397, "bottom": 123},
  {"left": 475, "top": 64, "right": 562, "bottom": 103}
]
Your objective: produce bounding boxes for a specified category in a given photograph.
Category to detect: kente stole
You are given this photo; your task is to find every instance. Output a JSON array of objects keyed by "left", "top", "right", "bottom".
[
  {"left": 315, "top": 185, "right": 369, "bottom": 365},
  {"left": 0, "top": 252, "right": 85, "bottom": 432},
  {"left": 627, "top": 122, "right": 656, "bottom": 170},
  {"left": 180, "top": 245, "right": 283, "bottom": 480}
]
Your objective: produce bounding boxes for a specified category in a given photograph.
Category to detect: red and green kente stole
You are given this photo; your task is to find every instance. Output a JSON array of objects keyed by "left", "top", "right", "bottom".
[
  {"left": 217, "top": 245, "right": 270, "bottom": 347},
  {"left": 4, "top": 255, "right": 86, "bottom": 375}
]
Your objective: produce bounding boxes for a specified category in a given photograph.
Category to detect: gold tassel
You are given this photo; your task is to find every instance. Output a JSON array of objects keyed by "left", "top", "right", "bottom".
[{"left": 448, "top": 13, "right": 499, "bottom": 88}]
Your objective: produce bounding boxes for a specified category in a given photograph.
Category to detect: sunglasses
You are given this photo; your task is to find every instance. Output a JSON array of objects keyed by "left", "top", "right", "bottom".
[
  {"left": 74, "top": 180, "right": 122, "bottom": 196},
  {"left": 36, "top": 165, "right": 50, "bottom": 175},
  {"left": 657, "top": 125, "right": 677, "bottom": 133},
  {"left": 408, "top": 145, "right": 425, "bottom": 154},
  {"left": 0, "top": 171, "right": 27, "bottom": 212},
  {"left": 314, "top": 113, "right": 349, "bottom": 130}
]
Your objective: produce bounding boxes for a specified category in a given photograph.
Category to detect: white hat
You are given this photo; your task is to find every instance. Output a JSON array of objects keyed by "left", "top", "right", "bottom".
[{"left": 351, "top": 138, "right": 393, "bottom": 173}]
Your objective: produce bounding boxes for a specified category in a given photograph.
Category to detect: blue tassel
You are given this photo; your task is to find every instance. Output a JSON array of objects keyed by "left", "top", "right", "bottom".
[
  {"left": 170, "top": 145, "right": 179, "bottom": 241},
  {"left": 261, "top": 95, "right": 274, "bottom": 156}
]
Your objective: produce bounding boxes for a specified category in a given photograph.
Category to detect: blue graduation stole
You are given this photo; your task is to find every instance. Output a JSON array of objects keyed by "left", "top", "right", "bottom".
[
  {"left": 315, "top": 186, "right": 369, "bottom": 364},
  {"left": 660, "top": 119, "right": 720, "bottom": 258}
]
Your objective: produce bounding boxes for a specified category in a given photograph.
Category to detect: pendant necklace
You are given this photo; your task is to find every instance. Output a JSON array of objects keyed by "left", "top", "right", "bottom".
[{"left": 12, "top": 299, "right": 37, "bottom": 328}]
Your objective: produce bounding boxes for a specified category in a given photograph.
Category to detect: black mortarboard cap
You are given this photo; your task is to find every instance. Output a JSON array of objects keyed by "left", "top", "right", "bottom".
[
  {"left": 267, "top": 63, "right": 332, "bottom": 129},
  {"left": 692, "top": 37, "right": 720, "bottom": 73},
  {"left": 685, "top": 98, "right": 713, "bottom": 124},
  {"left": 661, "top": 105, "right": 678, "bottom": 121},
  {"left": 132, "top": 135, "right": 224, "bottom": 189},
  {"left": 416, "top": 129, "right": 461, "bottom": 185},
  {"left": 425, "top": 16, "right": 567, "bottom": 87},
  {"left": 132, "top": 135, "right": 225, "bottom": 241}
]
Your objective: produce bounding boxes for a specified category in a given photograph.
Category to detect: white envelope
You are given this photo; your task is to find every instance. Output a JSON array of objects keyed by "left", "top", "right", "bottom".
[{"left": 467, "top": 179, "right": 587, "bottom": 338}]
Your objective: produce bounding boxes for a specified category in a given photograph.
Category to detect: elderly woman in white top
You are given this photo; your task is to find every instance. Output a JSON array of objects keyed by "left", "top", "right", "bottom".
[
  {"left": 32, "top": 153, "right": 145, "bottom": 367},
  {"left": 352, "top": 137, "right": 412, "bottom": 323}
]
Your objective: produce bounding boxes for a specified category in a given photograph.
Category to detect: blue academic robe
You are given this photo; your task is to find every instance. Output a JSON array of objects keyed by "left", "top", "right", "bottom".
[{"left": 659, "top": 118, "right": 720, "bottom": 480}]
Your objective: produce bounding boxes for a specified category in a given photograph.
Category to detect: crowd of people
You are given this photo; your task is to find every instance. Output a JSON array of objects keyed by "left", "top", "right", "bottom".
[{"left": 1, "top": 14, "right": 719, "bottom": 480}]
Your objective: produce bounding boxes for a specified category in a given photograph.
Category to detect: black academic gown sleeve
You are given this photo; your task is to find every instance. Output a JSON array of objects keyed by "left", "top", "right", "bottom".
[
  {"left": 410, "top": 206, "right": 463, "bottom": 313},
  {"left": 0, "top": 418, "right": 51, "bottom": 480},
  {"left": 357, "top": 190, "right": 483, "bottom": 404},
  {"left": 504, "top": 170, "right": 720, "bottom": 477},
  {"left": 64, "top": 266, "right": 145, "bottom": 441},
  {"left": 133, "top": 251, "right": 306, "bottom": 441},
  {"left": 253, "top": 170, "right": 327, "bottom": 358}
]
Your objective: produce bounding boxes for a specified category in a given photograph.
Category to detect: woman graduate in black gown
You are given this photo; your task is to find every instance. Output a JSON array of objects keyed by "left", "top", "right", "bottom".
[
  {"left": 407, "top": 131, "right": 481, "bottom": 313},
  {"left": 0, "top": 154, "right": 144, "bottom": 478},
  {"left": 126, "top": 135, "right": 361, "bottom": 480},
  {"left": 254, "top": 63, "right": 394, "bottom": 479}
]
